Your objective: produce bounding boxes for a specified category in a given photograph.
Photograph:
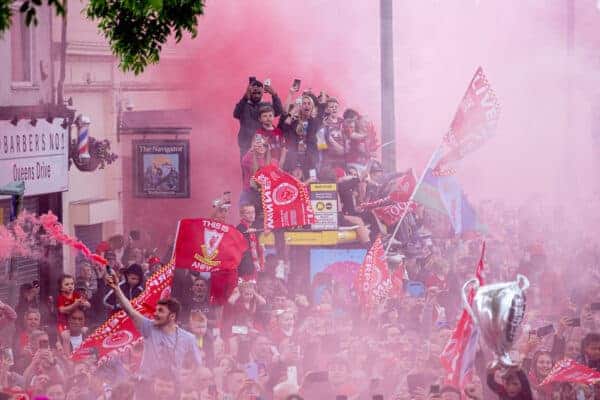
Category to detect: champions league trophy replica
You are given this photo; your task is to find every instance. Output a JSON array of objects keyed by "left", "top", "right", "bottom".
[{"left": 462, "top": 274, "right": 529, "bottom": 367}]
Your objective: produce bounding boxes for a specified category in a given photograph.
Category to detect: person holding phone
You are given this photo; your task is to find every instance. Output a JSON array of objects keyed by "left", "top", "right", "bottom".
[
  {"left": 234, "top": 77, "right": 283, "bottom": 165},
  {"left": 280, "top": 95, "right": 319, "bottom": 178}
]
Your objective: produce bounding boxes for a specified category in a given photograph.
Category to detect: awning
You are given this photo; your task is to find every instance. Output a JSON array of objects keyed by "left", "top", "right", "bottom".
[{"left": 70, "top": 198, "right": 119, "bottom": 225}]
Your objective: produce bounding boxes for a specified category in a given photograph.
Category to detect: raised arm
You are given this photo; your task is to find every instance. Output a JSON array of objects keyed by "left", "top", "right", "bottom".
[{"left": 105, "top": 270, "right": 145, "bottom": 326}]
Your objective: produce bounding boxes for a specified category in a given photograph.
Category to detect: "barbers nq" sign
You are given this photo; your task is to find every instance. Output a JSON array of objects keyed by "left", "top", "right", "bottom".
[{"left": 0, "top": 119, "right": 69, "bottom": 196}]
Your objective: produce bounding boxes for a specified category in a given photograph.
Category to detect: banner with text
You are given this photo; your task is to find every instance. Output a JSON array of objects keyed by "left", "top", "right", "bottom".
[
  {"left": 174, "top": 218, "right": 247, "bottom": 273},
  {"left": 72, "top": 263, "right": 174, "bottom": 365},
  {"left": 254, "top": 165, "right": 315, "bottom": 230},
  {"left": 0, "top": 119, "right": 69, "bottom": 196}
]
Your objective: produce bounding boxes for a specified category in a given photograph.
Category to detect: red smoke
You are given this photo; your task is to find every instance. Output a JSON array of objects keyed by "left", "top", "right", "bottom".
[{"left": 123, "top": 1, "right": 382, "bottom": 241}]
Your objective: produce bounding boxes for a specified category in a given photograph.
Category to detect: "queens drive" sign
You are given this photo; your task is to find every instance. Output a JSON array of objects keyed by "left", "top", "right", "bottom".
[{"left": 0, "top": 119, "right": 69, "bottom": 196}]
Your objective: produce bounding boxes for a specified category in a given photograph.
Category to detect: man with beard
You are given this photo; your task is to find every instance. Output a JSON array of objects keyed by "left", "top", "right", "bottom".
[
  {"left": 104, "top": 272, "right": 202, "bottom": 391},
  {"left": 234, "top": 77, "right": 283, "bottom": 162}
]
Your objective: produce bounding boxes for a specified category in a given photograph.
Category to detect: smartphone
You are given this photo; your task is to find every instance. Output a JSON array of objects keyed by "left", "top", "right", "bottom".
[
  {"left": 536, "top": 324, "right": 555, "bottom": 337},
  {"left": 264, "top": 78, "right": 271, "bottom": 87},
  {"left": 567, "top": 318, "right": 581, "bottom": 327},
  {"left": 292, "top": 78, "right": 301, "bottom": 91},
  {"left": 38, "top": 339, "right": 50, "bottom": 349},
  {"left": 295, "top": 97, "right": 302, "bottom": 106},
  {"left": 591, "top": 302, "right": 600, "bottom": 311},
  {"left": 309, "top": 169, "right": 317, "bottom": 180},
  {"left": 212, "top": 328, "right": 220, "bottom": 338},
  {"left": 430, "top": 384, "right": 441, "bottom": 394},
  {"left": 129, "top": 230, "right": 140, "bottom": 241},
  {"left": 232, "top": 325, "right": 248, "bottom": 335}
]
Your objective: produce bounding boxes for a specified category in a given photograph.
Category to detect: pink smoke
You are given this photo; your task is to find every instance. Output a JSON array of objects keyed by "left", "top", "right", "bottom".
[
  {"left": 39, "top": 212, "right": 108, "bottom": 266},
  {"left": 0, "top": 212, "right": 107, "bottom": 266}
]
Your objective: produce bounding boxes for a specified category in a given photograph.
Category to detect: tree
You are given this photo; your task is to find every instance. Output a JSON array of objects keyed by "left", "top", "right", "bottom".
[{"left": 0, "top": 0, "right": 205, "bottom": 74}]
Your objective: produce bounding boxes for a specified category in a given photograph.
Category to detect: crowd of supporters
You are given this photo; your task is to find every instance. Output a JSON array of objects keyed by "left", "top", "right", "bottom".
[{"left": 0, "top": 77, "right": 598, "bottom": 400}]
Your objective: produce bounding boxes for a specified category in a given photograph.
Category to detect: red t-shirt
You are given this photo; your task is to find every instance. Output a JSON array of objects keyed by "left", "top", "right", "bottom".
[
  {"left": 56, "top": 292, "right": 82, "bottom": 330},
  {"left": 256, "top": 127, "right": 286, "bottom": 161}
]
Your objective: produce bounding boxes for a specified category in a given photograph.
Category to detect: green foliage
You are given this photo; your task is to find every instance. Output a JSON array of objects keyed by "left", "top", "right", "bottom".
[
  {"left": 0, "top": 0, "right": 12, "bottom": 34},
  {"left": 0, "top": 0, "right": 65, "bottom": 31},
  {"left": 86, "top": 0, "right": 205, "bottom": 74},
  {"left": 22, "top": 0, "right": 65, "bottom": 26},
  {"left": 0, "top": 0, "right": 204, "bottom": 74}
]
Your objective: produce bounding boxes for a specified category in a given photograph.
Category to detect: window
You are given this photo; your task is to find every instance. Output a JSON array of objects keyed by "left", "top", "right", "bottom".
[{"left": 10, "top": 11, "right": 33, "bottom": 83}]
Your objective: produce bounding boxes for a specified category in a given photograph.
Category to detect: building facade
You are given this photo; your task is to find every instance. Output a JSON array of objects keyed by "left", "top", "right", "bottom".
[{"left": 0, "top": 4, "right": 68, "bottom": 302}]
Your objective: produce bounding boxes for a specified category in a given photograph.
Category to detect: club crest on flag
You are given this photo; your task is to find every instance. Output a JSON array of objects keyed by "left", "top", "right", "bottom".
[
  {"left": 273, "top": 182, "right": 299, "bottom": 206},
  {"left": 102, "top": 330, "right": 134, "bottom": 349},
  {"left": 195, "top": 229, "right": 224, "bottom": 267}
]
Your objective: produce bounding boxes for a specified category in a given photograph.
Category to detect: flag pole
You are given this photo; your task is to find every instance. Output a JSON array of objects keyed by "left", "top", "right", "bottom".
[{"left": 384, "top": 146, "right": 441, "bottom": 256}]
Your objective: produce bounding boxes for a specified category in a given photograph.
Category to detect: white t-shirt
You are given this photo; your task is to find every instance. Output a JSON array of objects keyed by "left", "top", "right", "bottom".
[{"left": 70, "top": 334, "right": 83, "bottom": 351}]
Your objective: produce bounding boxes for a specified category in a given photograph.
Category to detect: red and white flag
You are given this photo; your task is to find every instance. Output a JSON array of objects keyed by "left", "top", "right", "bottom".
[
  {"left": 440, "top": 242, "right": 486, "bottom": 387},
  {"left": 373, "top": 201, "right": 417, "bottom": 227},
  {"left": 72, "top": 262, "right": 175, "bottom": 364},
  {"left": 541, "top": 358, "right": 600, "bottom": 386},
  {"left": 435, "top": 67, "right": 501, "bottom": 175},
  {"left": 371, "top": 169, "right": 417, "bottom": 226},
  {"left": 355, "top": 237, "right": 402, "bottom": 311},
  {"left": 253, "top": 165, "right": 315, "bottom": 230},
  {"left": 174, "top": 218, "right": 248, "bottom": 273}
]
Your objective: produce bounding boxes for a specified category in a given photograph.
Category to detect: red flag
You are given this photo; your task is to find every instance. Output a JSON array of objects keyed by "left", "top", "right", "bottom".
[
  {"left": 253, "top": 165, "right": 315, "bottom": 230},
  {"left": 359, "top": 170, "right": 416, "bottom": 226},
  {"left": 435, "top": 67, "right": 501, "bottom": 174},
  {"left": 72, "top": 262, "right": 175, "bottom": 364},
  {"left": 354, "top": 237, "right": 401, "bottom": 311},
  {"left": 373, "top": 201, "right": 416, "bottom": 226},
  {"left": 541, "top": 358, "right": 600, "bottom": 386},
  {"left": 174, "top": 218, "right": 248, "bottom": 273},
  {"left": 440, "top": 242, "right": 486, "bottom": 387}
]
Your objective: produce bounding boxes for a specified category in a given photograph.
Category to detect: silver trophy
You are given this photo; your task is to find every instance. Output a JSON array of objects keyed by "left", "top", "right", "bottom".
[{"left": 462, "top": 274, "right": 529, "bottom": 367}]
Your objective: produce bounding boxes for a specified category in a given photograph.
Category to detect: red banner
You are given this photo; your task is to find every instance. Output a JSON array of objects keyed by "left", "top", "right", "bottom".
[
  {"left": 440, "top": 242, "right": 485, "bottom": 388},
  {"left": 541, "top": 358, "right": 600, "bottom": 386},
  {"left": 354, "top": 237, "right": 401, "bottom": 311},
  {"left": 72, "top": 263, "right": 175, "bottom": 364},
  {"left": 253, "top": 165, "right": 315, "bottom": 230},
  {"left": 436, "top": 67, "right": 501, "bottom": 174},
  {"left": 174, "top": 218, "right": 248, "bottom": 273}
]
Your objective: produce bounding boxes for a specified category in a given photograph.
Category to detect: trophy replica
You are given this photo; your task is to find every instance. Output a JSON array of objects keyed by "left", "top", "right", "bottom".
[{"left": 462, "top": 274, "right": 529, "bottom": 367}]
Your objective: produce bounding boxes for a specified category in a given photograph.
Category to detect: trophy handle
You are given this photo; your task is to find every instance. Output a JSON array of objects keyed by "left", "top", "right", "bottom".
[
  {"left": 516, "top": 274, "right": 530, "bottom": 291},
  {"left": 461, "top": 278, "right": 479, "bottom": 324}
]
